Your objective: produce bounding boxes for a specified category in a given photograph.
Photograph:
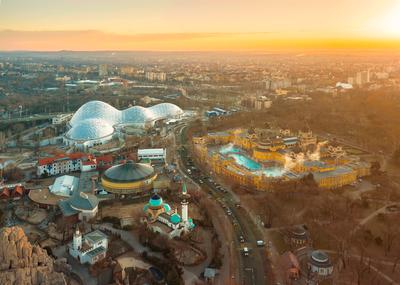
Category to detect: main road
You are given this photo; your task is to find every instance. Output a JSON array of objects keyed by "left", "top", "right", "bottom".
[{"left": 173, "top": 122, "right": 269, "bottom": 285}]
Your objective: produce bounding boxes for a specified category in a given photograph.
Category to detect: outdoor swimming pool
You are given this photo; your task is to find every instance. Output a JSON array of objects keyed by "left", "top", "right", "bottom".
[
  {"left": 220, "top": 144, "right": 285, "bottom": 177},
  {"left": 219, "top": 144, "right": 241, "bottom": 154},
  {"left": 229, "top": 153, "right": 261, "bottom": 171}
]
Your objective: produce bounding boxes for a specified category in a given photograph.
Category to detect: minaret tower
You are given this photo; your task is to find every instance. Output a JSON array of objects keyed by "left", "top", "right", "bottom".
[
  {"left": 180, "top": 182, "right": 190, "bottom": 223},
  {"left": 73, "top": 226, "right": 82, "bottom": 250}
]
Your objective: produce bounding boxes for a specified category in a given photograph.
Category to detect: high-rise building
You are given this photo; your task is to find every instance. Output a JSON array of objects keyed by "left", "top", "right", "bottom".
[
  {"left": 265, "top": 77, "right": 291, "bottom": 90},
  {"left": 99, "top": 64, "right": 108, "bottom": 77},
  {"left": 146, "top": 71, "right": 167, "bottom": 82},
  {"left": 120, "top": 66, "right": 136, "bottom": 75},
  {"left": 355, "top": 70, "right": 370, "bottom": 86}
]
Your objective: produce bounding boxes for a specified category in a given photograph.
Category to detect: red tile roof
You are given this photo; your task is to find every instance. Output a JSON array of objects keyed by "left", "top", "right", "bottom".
[
  {"left": 0, "top": 188, "right": 10, "bottom": 197},
  {"left": 38, "top": 152, "right": 87, "bottom": 166},
  {"left": 68, "top": 152, "right": 86, "bottom": 160},
  {"left": 96, "top": 155, "right": 114, "bottom": 163},
  {"left": 14, "top": 186, "right": 24, "bottom": 196}
]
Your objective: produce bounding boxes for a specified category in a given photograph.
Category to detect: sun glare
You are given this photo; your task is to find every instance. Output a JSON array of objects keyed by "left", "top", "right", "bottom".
[{"left": 378, "top": 3, "right": 400, "bottom": 37}]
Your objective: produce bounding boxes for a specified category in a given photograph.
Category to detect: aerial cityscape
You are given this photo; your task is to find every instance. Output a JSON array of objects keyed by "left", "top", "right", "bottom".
[{"left": 1, "top": 1, "right": 400, "bottom": 285}]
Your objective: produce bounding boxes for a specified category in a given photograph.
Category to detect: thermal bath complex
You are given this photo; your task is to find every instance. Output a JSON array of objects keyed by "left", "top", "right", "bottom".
[
  {"left": 193, "top": 128, "right": 371, "bottom": 190},
  {"left": 219, "top": 144, "right": 286, "bottom": 177}
]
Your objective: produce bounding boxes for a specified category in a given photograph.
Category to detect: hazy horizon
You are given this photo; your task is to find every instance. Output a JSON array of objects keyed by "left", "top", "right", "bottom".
[{"left": 1, "top": 0, "right": 400, "bottom": 51}]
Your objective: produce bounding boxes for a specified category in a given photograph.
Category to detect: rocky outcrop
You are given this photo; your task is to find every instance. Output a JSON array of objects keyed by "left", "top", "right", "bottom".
[{"left": 0, "top": 226, "right": 67, "bottom": 285}]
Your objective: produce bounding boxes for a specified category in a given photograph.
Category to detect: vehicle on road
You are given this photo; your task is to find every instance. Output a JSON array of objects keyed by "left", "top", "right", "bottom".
[
  {"left": 257, "top": 240, "right": 265, "bottom": 247},
  {"left": 243, "top": 247, "right": 250, "bottom": 256},
  {"left": 239, "top": 235, "right": 245, "bottom": 243}
]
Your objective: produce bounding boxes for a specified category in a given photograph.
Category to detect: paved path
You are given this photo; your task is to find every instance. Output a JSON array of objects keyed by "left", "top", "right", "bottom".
[
  {"left": 94, "top": 223, "right": 200, "bottom": 284},
  {"left": 324, "top": 249, "right": 400, "bottom": 285},
  {"left": 350, "top": 202, "right": 400, "bottom": 236}
]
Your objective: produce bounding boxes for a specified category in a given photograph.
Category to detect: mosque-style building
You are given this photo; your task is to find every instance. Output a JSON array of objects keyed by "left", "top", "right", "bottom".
[{"left": 143, "top": 183, "right": 195, "bottom": 238}]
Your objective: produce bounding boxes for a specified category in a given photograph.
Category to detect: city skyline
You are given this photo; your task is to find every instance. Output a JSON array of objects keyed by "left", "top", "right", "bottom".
[{"left": 1, "top": 0, "right": 400, "bottom": 51}]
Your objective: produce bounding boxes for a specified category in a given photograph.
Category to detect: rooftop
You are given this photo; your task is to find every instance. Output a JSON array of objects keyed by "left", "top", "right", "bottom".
[
  {"left": 69, "top": 191, "right": 98, "bottom": 211},
  {"left": 86, "top": 246, "right": 106, "bottom": 258},
  {"left": 85, "top": 230, "right": 107, "bottom": 244},
  {"left": 49, "top": 175, "right": 79, "bottom": 197},
  {"left": 102, "top": 161, "right": 155, "bottom": 183}
]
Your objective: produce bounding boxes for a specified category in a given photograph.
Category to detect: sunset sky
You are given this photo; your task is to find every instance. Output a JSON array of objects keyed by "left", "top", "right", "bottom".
[{"left": 1, "top": 0, "right": 400, "bottom": 51}]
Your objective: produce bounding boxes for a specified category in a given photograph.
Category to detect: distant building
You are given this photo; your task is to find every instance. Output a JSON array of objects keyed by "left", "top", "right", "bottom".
[
  {"left": 307, "top": 250, "right": 333, "bottom": 277},
  {"left": 254, "top": 98, "right": 272, "bottom": 110},
  {"left": 336, "top": 82, "right": 353, "bottom": 90},
  {"left": 204, "top": 268, "right": 218, "bottom": 282},
  {"left": 205, "top": 110, "right": 219, "bottom": 117},
  {"left": 52, "top": 114, "right": 72, "bottom": 125},
  {"left": 298, "top": 130, "right": 317, "bottom": 149},
  {"left": 69, "top": 228, "right": 108, "bottom": 265},
  {"left": 58, "top": 190, "right": 99, "bottom": 222},
  {"left": 348, "top": 70, "right": 370, "bottom": 87},
  {"left": 266, "top": 77, "right": 291, "bottom": 90},
  {"left": 205, "top": 107, "right": 228, "bottom": 117},
  {"left": 37, "top": 153, "right": 88, "bottom": 177},
  {"left": 64, "top": 101, "right": 183, "bottom": 149},
  {"left": 37, "top": 153, "right": 113, "bottom": 177},
  {"left": 49, "top": 175, "right": 79, "bottom": 197},
  {"left": 138, "top": 148, "right": 166, "bottom": 162},
  {"left": 287, "top": 225, "right": 309, "bottom": 248},
  {"left": 101, "top": 161, "right": 157, "bottom": 196},
  {"left": 146, "top": 72, "right": 166, "bottom": 82},
  {"left": 0, "top": 183, "right": 25, "bottom": 200},
  {"left": 99, "top": 64, "right": 108, "bottom": 77},
  {"left": 119, "top": 66, "right": 136, "bottom": 76}
]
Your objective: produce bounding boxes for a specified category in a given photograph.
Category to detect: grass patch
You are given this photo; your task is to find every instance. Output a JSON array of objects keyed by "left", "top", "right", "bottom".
[{"left": 269, "top": 230, "right": 290, "bottom": 254}]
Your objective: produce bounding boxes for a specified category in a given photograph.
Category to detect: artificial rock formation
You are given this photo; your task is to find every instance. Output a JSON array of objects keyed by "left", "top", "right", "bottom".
[{"left": 0, "top": 226, "right": 67, "bottom": 285}]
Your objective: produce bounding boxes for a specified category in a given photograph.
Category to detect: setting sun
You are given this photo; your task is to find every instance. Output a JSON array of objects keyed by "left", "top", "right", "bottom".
[{"left": 377, "top": 3, "right": 400, "bottom": 37}]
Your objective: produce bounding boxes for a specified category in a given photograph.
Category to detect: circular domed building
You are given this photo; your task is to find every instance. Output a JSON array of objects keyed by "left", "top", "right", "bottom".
[
  {"left": 308, "top": 250, "right": 333, "bottom": 277},
  {"left": 288, "top": 225, "right": 309, "bottom": 248},
  {"left": 101, "top": 161, "right": 157, "bottom": 195}
]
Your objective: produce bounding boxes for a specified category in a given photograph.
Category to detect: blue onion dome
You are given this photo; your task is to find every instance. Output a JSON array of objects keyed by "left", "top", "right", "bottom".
[
  {"left": 188, "top": 218, "right": 195, "bottom": 228},
  {"left": 163, "top": 203, "right": 172, "bottom": 212},
  {"left": 149, "top": 194, "right": 163, "bottom": 207},
  {"left": 170, "top": 213, "right": 181, "bottom": 224}
]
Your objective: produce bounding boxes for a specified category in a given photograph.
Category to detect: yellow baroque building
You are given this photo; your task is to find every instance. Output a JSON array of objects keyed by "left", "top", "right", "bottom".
[
  {"left": 193, "top": 129, "right": 370, "bottom": 190},
  {"left": 313, "top": 166, "right": 357, "bottom": 189}
]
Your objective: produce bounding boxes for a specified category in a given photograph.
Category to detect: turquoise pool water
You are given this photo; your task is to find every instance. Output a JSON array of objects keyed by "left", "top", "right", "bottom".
[
  {"left": 219, "top": 144, "right": 285, "bottom": 177},
  {"left": 219, "top": 144, "right": 241, "bottom": 154},
  {"left": 229, "top": 153, "right": 261, "bottom": 170}
]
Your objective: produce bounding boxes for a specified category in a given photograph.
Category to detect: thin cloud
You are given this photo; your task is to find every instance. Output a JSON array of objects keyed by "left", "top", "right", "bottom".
[{"left": 1, "top": 29, "right": 399, "bottom": 51}]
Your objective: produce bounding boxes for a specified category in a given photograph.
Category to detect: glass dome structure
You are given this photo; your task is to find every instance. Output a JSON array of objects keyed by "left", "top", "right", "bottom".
[
  {"left": 65, "top": 100, "right": 183, "bottom": 143},
  {"left": 148, "top": 103, "right": 184, "bottom": 120},
  {"left": 70, "top": 101, "right": 121, "bottom": 127},
  {"left": 65, "top": 118, "right": 114, "bottom": 140},
  {"left": 121, "top": 106, "right": 155, "bottom": 124}
]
